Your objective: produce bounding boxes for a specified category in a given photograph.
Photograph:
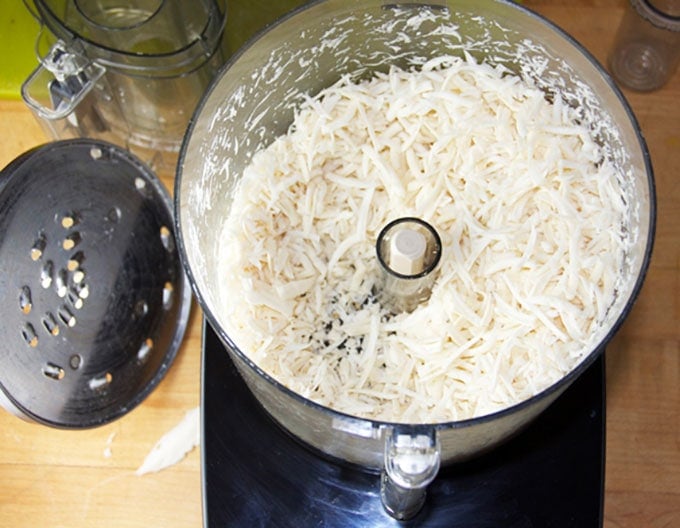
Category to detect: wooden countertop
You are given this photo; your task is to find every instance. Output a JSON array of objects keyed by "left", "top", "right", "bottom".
[{"left": 0, "top": 1, "right": 678, "bottom": 526}]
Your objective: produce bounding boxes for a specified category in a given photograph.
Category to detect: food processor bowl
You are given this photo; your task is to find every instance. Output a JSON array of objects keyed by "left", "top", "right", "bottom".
[
  {"left": 175, "top": 0, "right": 654, "bottom": 519},
  {"left": 21, "top": 0, "right": 228, "bottom": 171}
]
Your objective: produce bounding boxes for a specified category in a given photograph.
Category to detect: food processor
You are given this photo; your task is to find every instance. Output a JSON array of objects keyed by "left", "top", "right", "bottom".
[{"left": 175, "top": 0, "right": 655, "bottom": 521}]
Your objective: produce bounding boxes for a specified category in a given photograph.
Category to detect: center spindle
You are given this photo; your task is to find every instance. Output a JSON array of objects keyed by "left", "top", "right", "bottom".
[{"left": 375, "top": 217, "right": 442, "bottom": 313}]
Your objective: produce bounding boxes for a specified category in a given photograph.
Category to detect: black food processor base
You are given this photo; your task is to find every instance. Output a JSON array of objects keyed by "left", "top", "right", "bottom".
[{"left": 202, "top": 321, "right": 604, "bottom": 527}]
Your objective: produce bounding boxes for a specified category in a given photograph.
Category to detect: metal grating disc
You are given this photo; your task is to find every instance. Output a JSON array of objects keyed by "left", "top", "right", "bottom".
[{"left": 0, "top": 139, "right": 192, "bottom": 428}]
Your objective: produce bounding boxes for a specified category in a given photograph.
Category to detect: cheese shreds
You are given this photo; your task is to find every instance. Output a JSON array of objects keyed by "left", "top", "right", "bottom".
[
  {"left": 136, "top": 407, "right": 200, "bottom": 476},
  {"left": 217, "top": 55, "right": 628, "bottom": 424}
]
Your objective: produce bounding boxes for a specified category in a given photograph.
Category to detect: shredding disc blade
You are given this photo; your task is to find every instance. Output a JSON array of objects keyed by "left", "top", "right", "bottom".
[{"left": 0, "top": 139, "right": 191, "bottom": 428}]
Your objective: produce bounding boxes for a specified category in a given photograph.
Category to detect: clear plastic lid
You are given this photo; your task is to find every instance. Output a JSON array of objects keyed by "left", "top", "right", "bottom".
[{"left": 28, "top": 0, "right": 227, "bottom": 76}]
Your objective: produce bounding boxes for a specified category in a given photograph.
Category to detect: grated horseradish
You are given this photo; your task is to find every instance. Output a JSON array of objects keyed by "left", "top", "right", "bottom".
[{"left": 218, "top": 56, "right": 627, "bottom": 423}]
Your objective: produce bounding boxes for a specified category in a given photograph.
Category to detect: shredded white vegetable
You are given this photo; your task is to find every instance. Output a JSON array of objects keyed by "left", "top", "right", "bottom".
[{"left": 218, "top": 56, "right": 627, "bottom": 423}]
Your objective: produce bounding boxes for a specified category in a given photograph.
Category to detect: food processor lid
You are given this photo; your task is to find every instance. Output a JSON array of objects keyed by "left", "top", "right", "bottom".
[
  {"left": 28, "top": 0, "right": 227, "bottom": 73},
  {"left": 0, "top": 139, "right": 192, "bottom": 428}
]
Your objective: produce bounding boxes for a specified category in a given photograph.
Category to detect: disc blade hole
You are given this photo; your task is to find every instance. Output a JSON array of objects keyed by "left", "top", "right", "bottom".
[
  {"left": 89, "top": 372, "right": 112, "bottom": 391},
  {"left": 162, "top": 282, "right": 174, "bottom": 310},
  {"left": 61, "top": 213, "right": 80, "bottom": 229},
  {"left": 62, "top": 232, "right": 81, "bottom": 251},
  {"left": 42, "top": 313, "right": 60, "bottom": 336},
  {"left": 67, "top": 251, "right": 85, "bottom": 272},
  {"left": 40, "top": 261, "right": 54, "bottom": 289},
  {"left": 58, "top": 307, "right": 76, "bottom": 328},
  {"left": 19, "top": 286, "right": 32, "bottom": 315},
  {"left": 43, "top": 363, "right": 65, "bottom": 381},
  {"left": 138, "top": 338, "right": 154, "bottom": 362},
  {"left": 21, "top": 324, "right": 38, "bottom": 348},
  {"left": 160, "top": 225, "right": 175, "bottom": 252},
  {"left": 31, "top": 233, "right": 46, "bottom": 262}
]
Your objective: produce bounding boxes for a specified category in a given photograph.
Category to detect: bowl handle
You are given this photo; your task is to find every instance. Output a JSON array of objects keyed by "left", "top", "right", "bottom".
[
  {"left": 380, "top": 426, "right": 441, "bottom": 520},
  {"left": 21, "top": 38, "right": 106, "bottom": 123}
]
